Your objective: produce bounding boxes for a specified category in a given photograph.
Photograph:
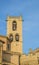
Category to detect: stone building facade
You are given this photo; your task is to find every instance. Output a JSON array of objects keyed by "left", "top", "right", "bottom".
[{"left": 0, "top": 16, "right": 39, "bottom": 65}]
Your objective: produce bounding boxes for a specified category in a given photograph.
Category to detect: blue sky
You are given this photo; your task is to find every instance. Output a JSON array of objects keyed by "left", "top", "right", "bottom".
[{"left": 0, "top": 0, "right": 39, "bottom": 53}]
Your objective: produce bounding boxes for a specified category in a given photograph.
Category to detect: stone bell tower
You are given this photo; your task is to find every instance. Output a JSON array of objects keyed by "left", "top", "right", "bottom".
[{"left": 7, "top": 16, "right": 22, "bottom": 54}]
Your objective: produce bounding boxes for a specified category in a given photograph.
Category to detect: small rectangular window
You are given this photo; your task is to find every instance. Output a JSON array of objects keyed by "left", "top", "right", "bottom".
[
  {"left": 2, "top": 64, "right": 8, "bottom": 65},
  {"left": 7, "top": 44, "right": 11, "bottom": 51},
  {"left": 37, "top": 57, "right": 39, "bottom": 64}
]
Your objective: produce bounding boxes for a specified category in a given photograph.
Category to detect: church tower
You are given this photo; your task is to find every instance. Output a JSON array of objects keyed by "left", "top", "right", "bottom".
[{"left": 7, "top": 16, "right": 22, "bottom": 54}]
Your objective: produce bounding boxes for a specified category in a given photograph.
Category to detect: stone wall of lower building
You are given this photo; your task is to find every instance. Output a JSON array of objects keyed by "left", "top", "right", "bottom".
[{"left": 20, "top": 51, "right": 39, "bottom": 65}]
